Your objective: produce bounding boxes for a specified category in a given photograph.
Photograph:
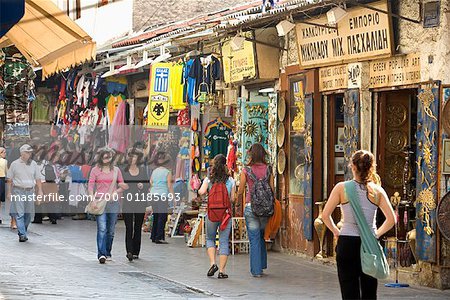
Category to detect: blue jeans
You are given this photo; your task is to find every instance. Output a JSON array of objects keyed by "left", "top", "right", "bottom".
[
  {"left": 206, "top": 216, "right": 232, "bottom": 256},
  {"left": 11, "top": 188, "right": 35, "bottom": 238},
  {"left": 96, "top": 202, "right": 119, "bottom": 258},
  {"left": 244, "top": 205, "right": 268, "bottom": 276}
]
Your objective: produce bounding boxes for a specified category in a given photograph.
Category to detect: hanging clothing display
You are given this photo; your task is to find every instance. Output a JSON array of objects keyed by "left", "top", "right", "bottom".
[
  {"left": 108, "top": 100, "right": 129, "bottom": 153},
  {"left": 2, "top": 48, "right": 36, "bottom": 124},
  {"left": 188, "top": 55, "right": 221, "bottom": 98},
  {"left": 32, "top": 94, "right": 50, "bottom": 123},
  {"left": 205, "top": 118, "right": 232, "bottom": 158},
  {"left": 170, "top": 63, "right": 186, "bottom": 110},
  {"left": 106, "top": 93, "right": 125, "bottom": 124},
  {"left": 183, "top": 58, "right": 196, "bottom": 104}
]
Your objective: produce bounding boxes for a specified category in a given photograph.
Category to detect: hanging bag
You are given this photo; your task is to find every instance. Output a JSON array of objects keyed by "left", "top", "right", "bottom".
[
  {"left": 85, "top": 167, "right": 118, "bottom": 216},
  {"left": 345, "top": 181, "right": 390, "bottom": 280}
]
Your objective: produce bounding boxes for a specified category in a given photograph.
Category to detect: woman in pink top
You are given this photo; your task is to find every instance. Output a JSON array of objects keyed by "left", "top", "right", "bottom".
[
  {"left": 88, "top": 148, "right": 127, "bottom": 264},
  {"left": 237, "top": 143, "right": 274, "bottom": 277}
]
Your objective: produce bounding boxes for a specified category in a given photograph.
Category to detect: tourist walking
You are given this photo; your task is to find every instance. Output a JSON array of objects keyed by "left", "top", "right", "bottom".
[
  {"left": 237, "top": 143, "right": 275, "bottom": 277},
  {"left": 122, "top": 148, "right": 149, "bottom": 261},
  {"left": 323, "top": 150, "right": 396, "bottom": 299},
  {"left": 88, "top": 148, "right": 127, "bottom": 264},
  {"left": 149, "top": 152, "right": 173, "bottom": 244},
  {"left": 199, "top": 154, "right": 235, "bottom": 279},
  {"left": 6, "top": 144, "right": 43, "bottom": 242}
]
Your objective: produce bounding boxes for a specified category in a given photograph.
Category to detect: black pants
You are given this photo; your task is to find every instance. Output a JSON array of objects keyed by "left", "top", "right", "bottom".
[
  {"left": 0, "top": 177, "right": 5, "bottom": 203},
  {"left": 123, "top": 213, "right": 145, "bottom": 256},
  {"left": 151, "top": 213, "right": 167, "bottom": 241},
  {"left": 336, "top": 235, "right": 378, "bottom": 300},
  {"left": 34, "top": 203, "right": 59, "bottom": 222}
]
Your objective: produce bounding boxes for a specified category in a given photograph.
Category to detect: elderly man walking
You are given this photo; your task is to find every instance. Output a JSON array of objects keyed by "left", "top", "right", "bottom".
[{"left": 6, "top": 144, "right": 43, "bottom": 242}]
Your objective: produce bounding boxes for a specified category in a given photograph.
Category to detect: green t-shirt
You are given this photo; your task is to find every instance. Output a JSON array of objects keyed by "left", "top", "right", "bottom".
[
  {"left": 206, "top": 123, "right": 230, "bottom": 158},
  {"left": 32, "top": 94, "right": 50, "bottom": 123}
]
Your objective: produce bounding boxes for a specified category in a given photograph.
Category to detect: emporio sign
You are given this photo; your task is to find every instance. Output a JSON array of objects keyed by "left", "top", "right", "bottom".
[{"left": 296, "top": 0, "right": 392, "bottom": 68}]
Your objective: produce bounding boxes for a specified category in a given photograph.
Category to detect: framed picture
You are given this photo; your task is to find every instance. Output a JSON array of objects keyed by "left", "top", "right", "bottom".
[
  {"left": 335, "top": 126, "right": 345, "bottom": 153},
  {"left": 443, "top": 139, "right": 450, "bottom": 174},
  {"left": 335, "top": 157, "right": 345, "bottom": 175}
]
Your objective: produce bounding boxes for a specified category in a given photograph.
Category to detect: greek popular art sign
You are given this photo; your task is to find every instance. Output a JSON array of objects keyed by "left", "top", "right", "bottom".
[
  {"left": 369, "top": 53, "right": 421, "bottom": 88},
  {"left": 296, "top": 0, "right": 392, "bottom": 68},
  {"left": 147, "top": 63, "right": 171, "bottom": 131}
]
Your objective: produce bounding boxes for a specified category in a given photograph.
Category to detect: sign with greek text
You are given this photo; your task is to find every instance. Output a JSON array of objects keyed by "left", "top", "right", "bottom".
[
  {"left": 319, "top": 65, "right": 347, "bottom": 91},
  {"left": 222, "top": 34, "right": 257, "bottom": 83},
  {"left": 296, "top": 0, "right": 392, "bottom": 68},
  {"left": 369, "top": 53, "right": 421, "bottom": 88}
]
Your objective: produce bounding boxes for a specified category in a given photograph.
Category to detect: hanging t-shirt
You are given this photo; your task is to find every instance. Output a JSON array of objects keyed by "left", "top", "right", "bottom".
[
  {"left": 183, "top": 59, "right": 196, "bottom": 104},
  {"left": 170, "top": 64, "right": 186, "bottom": 110},
  {"left": 106, "top": 93, "right": 125, "bottom": 124},
  {"left": 32, "top": 94, "right": 50, "bottom": 123},
  {"left": 205, "top": 122, "right": 231, "bottom": 158}
]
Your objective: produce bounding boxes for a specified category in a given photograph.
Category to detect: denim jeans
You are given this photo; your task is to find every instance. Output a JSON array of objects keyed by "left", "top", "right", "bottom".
[
  {"left": 206, "top": 216, "right": 232, "bottom": 256},
  {"left": 96, "top": 202, "right": 119, "bottom": 258},
  {"left": 11, "top": 188, "right": 35, "bottom": 238},
  {"left": 244, "top": 205, "right": 268, "bottom": 276},
  {"left": 151, "top": 213, "right": 168, "bottom": 241}
]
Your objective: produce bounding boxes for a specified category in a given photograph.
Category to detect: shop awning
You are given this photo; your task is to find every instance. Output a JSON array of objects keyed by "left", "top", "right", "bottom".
[{"left": 0, "top": 0, "right": 96, "bottom": 79}]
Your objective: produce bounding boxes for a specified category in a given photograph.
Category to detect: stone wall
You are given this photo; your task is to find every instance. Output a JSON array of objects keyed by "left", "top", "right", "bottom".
[
  {"left": 133, "top": 0, "right": 248, "bottom": 32},
  {"left": 397, "top": 0, "right": 450, "bottom": 83}
]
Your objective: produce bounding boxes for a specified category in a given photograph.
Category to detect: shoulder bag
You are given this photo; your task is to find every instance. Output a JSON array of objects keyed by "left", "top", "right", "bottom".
[
  {"left": 85, "top": 167, "right": 118, "bottom": 216},
  {"left": 344, "top": 181, "right": 390, "bottom": 280}
]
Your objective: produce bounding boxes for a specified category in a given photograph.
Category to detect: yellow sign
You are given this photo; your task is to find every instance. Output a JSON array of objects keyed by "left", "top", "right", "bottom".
[
  {"left": 147, "top": 63, "right": 171, "bottom": 131},
  {"left": 296, "top": 0, "right": 392, "bottom": 68},
  {"left": 222, "top": 39, "right": 257, "bottom": 83},
  {"left": 369, "top": 53, "right": 421, "bottom": 88}
]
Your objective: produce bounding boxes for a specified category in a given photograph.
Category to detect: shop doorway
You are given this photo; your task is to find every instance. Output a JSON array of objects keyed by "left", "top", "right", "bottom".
[
  {"left": 377, "top": 89, "right": 417, "bottom": 241},
  {"left": 377, "top": 90, "right": 417, "bottom": 200},
  {"left": 326, "top": 94, "right": 345, "bottom": 196}
]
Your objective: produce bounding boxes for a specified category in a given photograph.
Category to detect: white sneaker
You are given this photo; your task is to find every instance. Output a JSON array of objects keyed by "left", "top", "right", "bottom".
[
  {"left": 106, "top": 256, "right": 112, "bottom": 261},
  {"left": 99, "top": 256, "right": 106, "bottom": 264}
]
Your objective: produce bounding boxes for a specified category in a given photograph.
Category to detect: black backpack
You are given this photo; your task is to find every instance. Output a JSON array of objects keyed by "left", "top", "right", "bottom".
[
  {"left": 44, "top": 163, "right": 57, "bottom": 182},
  {"left": 245, "top": 166, "right": 274, "bottom": 217}
]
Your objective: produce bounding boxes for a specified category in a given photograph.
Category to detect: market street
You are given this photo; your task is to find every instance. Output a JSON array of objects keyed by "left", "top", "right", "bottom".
[{"left": 0, "top": 217, "right": 448, "bottom": 300}]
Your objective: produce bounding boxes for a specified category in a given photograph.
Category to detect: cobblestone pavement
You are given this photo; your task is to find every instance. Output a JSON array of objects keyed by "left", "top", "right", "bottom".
[{"left": 0, "top": 217, "right": 449, "bottom": 300}]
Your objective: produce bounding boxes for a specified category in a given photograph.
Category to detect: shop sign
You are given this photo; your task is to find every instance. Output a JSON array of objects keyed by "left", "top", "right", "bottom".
[
  {"left": 369, "top": 53, "right": 421, "bottom": 88},
  {"left": 319, "top": 63, "right": 362, "bottom": 92},
  {"left": 147, "top": 63, "right": 171, "bottom": 131},
  {"left": 319, "top": 65, "right": 347, "bottom": 91},
  {"left": 296, "top": 0, "right": 392, "bottom": 68},
  {"left": 222, "top": 38, "right": 257, "bottom": 83}
]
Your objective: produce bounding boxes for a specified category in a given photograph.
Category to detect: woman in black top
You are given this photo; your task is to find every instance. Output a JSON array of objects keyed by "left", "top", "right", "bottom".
[{"left": 122, "top": 148, "right": 149, "bottom": 261}]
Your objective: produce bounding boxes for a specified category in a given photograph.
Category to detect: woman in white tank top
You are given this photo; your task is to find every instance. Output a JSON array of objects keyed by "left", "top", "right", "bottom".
[{"left": 323, "top": 150, "right": 396, "bottom": 299}]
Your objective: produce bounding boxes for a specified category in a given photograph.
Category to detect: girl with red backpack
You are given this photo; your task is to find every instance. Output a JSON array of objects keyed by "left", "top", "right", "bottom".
[{"left": 199, "top": 154, "right": 235, "bottom": 279}]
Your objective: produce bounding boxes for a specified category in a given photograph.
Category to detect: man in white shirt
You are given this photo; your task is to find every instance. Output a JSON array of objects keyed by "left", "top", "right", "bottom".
[{"left": 6, "top": 144, "right": 43, "bottom": 242}]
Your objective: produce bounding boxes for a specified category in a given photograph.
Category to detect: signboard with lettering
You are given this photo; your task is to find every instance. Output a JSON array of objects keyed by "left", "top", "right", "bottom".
[
  {"left": 222, "top": 36, "right": 257, "bottom": 83},
  {"left": 296, "top": 0, "right": 392, "bottom": 68},
  {"left": 369, "top": 53, "right": 421, "bottom": 88},
  {"left": 319, "top": 63, "right": 362, "bottom": 92},
  {"left": 319, "top": 65, "right": 347, "bottom": 91},
  {"left": 147, "top": 63, "right": 171, "bottom": 131}
]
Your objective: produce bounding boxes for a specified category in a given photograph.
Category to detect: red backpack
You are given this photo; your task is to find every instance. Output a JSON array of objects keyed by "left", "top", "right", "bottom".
[{"left": 207, "top": 182, "right": 230, "bottom": 222}]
